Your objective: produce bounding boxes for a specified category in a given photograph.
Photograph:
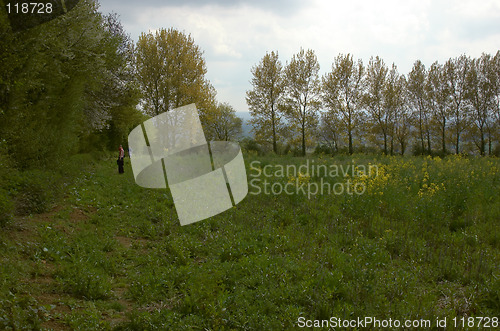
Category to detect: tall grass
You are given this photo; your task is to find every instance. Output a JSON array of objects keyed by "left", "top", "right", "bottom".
[{"left": 0, "top": 153, "right": 498, "bottom": 329}]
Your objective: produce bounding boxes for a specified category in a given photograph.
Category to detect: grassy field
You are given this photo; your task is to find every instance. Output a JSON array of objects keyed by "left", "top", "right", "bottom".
[{"left": 0, "top": 153, "right": 499, "bottom": 329}]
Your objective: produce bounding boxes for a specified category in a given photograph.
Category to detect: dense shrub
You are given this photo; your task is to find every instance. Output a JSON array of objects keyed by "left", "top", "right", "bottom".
[
  {"left": 240, "top": 137, "right": 263, "bottom": 155},
  {"left": 0, "top": 189, "right": 14, "bottom": 227},
  {"left": 313, "top": 143, "right": 334, "bottom": 155},
  {"left": 0, "top": 151, "right": 17, "bottom": 226},
  {"left": 14, "top": 170, "right": 56, "bottom": 215}
]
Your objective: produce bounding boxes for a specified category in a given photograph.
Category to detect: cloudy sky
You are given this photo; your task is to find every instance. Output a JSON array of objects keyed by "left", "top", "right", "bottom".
[{"left": 98, "top": 0, "right": 500, "bottom": 113}]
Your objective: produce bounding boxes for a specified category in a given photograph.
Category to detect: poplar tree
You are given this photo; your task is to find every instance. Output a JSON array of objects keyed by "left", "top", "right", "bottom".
[
  {"left": 407, "top": 60, "right": 431, "bottom": 154},
  {"left": 465, "top": 54, "right": 497, "bottom": 155},
  {"left": 322, "top": 53, "right": 365, "bottom": 154},
  {"left": 246, "top": 51, "right": 285, "bottom": 153},
  {"left": 364, "top": 56, "right": 390, "bottom": 154},
  {"left": 283, "top": 48, "right": 321, "bottom": 156},
  {"left": 426, "top": 62, "right": 450, "bottom": 155},
  {"left": 444, "top": 55, "right": 469, "bottom": 154}
]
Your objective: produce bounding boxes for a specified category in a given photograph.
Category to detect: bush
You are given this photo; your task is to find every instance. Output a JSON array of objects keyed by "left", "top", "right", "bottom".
[
  {"left": 0, "top": 294, "right": 46, "bottom": 329},
  {"left": 0, "top": 151, "right": 17, "bottom": 225},
  {"left": 240, "top": 137, "right": 263, "bottom": 155},
  {"left": 0, "top": 189, "right": 14, "bottom": 227},
  {"left": 411, "top": 142, "right": 426, "bottom": 156},
  {"left": 313, "top": 143, "right": 334, "bottom": 155},
  {"left": 0, "top": 152, "right": 97, "bottom": 218},
  {"left": 14, "top": 170, "right": 56, "bottom": 216},
  {"left": 492, "top": 143, "right": 500, "bottom": 157}
]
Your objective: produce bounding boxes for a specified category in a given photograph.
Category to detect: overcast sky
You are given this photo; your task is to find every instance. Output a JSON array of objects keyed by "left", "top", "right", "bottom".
[{"left": 98, "top": 0, "right": 500, "bottom": 113}]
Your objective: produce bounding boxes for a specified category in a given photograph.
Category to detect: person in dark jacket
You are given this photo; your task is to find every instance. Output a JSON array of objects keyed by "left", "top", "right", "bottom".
[{"left": 117, "top": 145, "right": 125, "bottom": 174}]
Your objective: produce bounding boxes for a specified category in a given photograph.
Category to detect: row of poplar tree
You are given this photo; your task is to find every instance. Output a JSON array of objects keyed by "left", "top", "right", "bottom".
[
  {"left": 246, "top": 49, "right": 500, "bottom": 156},
  {"left": 0, "top": 0, "right": 242, "bottom": 170}
]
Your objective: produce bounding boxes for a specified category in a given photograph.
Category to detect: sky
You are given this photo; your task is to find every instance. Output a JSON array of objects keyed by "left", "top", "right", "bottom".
[{"left": 98, "top": 0, "right": 500, "bottom": 113}]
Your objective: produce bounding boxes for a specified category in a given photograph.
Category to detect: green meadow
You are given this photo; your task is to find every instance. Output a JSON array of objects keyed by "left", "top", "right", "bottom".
[{"left": 0, "top": 153, "right": 499, "bottom": 329}]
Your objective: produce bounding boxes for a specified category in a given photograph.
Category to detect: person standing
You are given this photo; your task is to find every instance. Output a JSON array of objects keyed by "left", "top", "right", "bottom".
[{"left": 117, "top": 145, "right": 125, "bottom": 174}]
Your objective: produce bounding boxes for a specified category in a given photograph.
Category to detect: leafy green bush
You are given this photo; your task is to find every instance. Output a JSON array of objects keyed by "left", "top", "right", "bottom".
[
  {"left": 240, "top": 137, "right": 263, "bottom": 155},
  {"left": 0, "top": 294, "right": 47, "bottom": 330},
  {"left": 14, "top": 170, "right": 56, "bottom": 215},
  {"left": 313, "top": 143, "right": 334, "bottom": 155},
  {"left": 0, "top": 150, "right": 16, "bottom": 226},
  {"left": 0, "top": 188, "right": 14, "bottom": 227}
]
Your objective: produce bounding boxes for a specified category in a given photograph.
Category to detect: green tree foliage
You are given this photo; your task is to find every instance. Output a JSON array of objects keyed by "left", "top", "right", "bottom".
[
  {"left": 465, "top": 53, "right": 497, "bottom": 155},
  {"left": 322, "top": 53, "right": 365, "bottom": 154},
  {"left": 80, "top": 12, "right": 144, "bottom": 152},
  {"left": 246, "top": 51, "right": 286, "bottom": 153},
  {"left": 494, "top": 52, "right": 500, "bottom": 122},
  {"left": 486, "top": 51, "right": 500, "bottom": 155},
  {"left": 283, "top": 48, "right": 321, "bottom": 156},
  {"left": 0, "top": 0, "right": 141, "bottom": 168},
  {"left": 206, "top": 102, "right": 242, "bottom": 141},
  {"left": 135, "top": 28, "right": 216, "bottom": 118},
  {"left": 248, "top": 49, "right": 498, "bottom": 156}
]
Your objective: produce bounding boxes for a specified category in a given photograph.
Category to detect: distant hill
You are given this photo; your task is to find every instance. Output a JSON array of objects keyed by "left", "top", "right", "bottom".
[{"left": 235, "top": 112, "right": 254, "bottom": 138}]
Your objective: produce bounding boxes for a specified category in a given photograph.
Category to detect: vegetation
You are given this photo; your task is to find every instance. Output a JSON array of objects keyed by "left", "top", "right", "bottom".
[
  {"left": 0, "top": 153, "right": 499, "bottom": 329},
  {"left": 0, "top": 0, "right": 498, "bottom": 328},
  {"left": 246, "top": 51, "right": 286, "bottom": 154},
  {"left": 247, "top": 51, "right": 500, "bottom": 156},
  {"left": 322, "top": 53, "right": 365, "bottom": 155},
  {"left": 206, "top": 102, "right": 243, "bottom": 141},
  {"left": 0, "top": 0, "right": 144, "bottom": 168},
  {"left": 135, "top": 27, "right": 216, "bottom": 118}
]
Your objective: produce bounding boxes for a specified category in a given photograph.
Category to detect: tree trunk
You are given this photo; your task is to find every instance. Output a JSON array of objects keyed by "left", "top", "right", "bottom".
[
  {"left": 480, "top": 130, "right": 485, "bottom": 156},
  {"left": 302, "top": 124, "right": 306, "bottom": 156},
  {"left": 348, "top": 130, "right": 353, "bottom": 155},
  {"left": 442, "top": 119, "right": 446, "bottom": 155},
  {"left": 348, "top": 112, "right": 353, "bottom": 155},
  {"left": 390, "top": 134, "right": 394, "bottom": 156},
  {"left": 488, "top": 129, "right": 492, "bottom": 155},
  {"left": 426, "top": 131, "right": 431, "bottom": 155},
  {"left": 271, "top": 105, "right": 277, "bottom": 154},
  {"left": 419, "top": 111, "right": 425, "bottom": 154},
  {"left": 383, "top": 132, "right": 388, "bottom": 155}
]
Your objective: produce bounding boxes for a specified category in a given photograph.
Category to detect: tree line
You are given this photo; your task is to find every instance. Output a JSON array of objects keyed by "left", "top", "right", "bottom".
[
  {"left": 0, "top": 0, "right": 242, "bottom": 170},
  {"left": 1, "top": 0, "right": 498, "bottom": 173},
  {"left": 246, "top": 49, "right": 500, "bottom": 156},
  {"left": 0, "top": 0, "right": 144, "bottom": 168}
]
